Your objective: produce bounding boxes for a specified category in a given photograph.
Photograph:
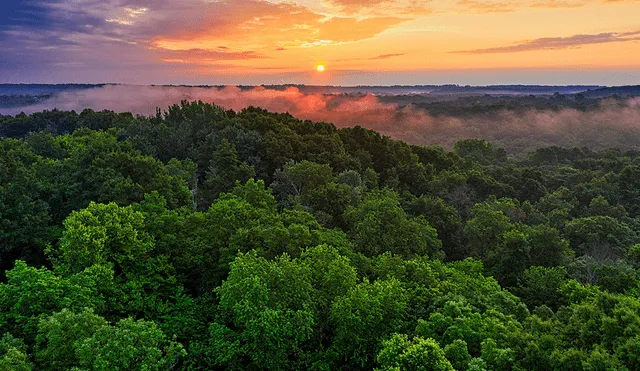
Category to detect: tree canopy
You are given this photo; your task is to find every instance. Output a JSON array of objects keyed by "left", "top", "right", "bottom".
[{"left": 2, "top": 101, "right": 640, "bottom": 370}]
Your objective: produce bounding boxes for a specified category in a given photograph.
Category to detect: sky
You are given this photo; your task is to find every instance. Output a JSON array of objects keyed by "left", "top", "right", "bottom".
[{"left": 0, "top": 0, "right": 639, "bottom": 85}]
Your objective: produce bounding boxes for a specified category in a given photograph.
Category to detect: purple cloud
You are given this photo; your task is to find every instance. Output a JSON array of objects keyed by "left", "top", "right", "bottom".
[{"left": 452, "top": 31, "right": 640, "bottom": 54}]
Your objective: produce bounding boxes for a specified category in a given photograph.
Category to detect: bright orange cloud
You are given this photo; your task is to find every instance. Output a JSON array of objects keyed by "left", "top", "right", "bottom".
[
  {"left": 148, "top": 0, "right": 409, "bottom": 53},
  {"left": 317, "top": 16, "right": 409, "bottom": 42}
]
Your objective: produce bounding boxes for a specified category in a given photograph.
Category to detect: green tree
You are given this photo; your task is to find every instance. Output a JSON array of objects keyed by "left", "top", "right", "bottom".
[
  {"left": 52, "top": 201, "right": 177, "bottom": 316},
  {"left": 376, "top": 334, "right": 454, "bottom": 371},
  {"left": 201, "top": 139, "right": 255, "bottom": 205},
  {"left": 444, "top": 339, "right": 472, "bottom": 371},
  {"left": 404, "top": 195, "right": 463, "bottom": 261},
  {"left": 206, "top": 251, "right": 316, "bottom": 370},
  {"left": 564, "top": 216, "right": 636, "bottom": 260},
  {"left": 0, "top": 333, "right": 33, "bottom": 371},
  {"left": 515, "top": 266, "right": 568, "bottom": 310},
  {"left": 454, "top": 139, "right": 507, "bottom": 166},
  {"left": 331, "top": 278, "right": 409, "bottom": 368},
  {"left": 464, "top": 200, "right": 515, "bottom": 259},
  {"left": 75, "top": 317, "right": 185, "bottom": 370},
  {"left": 345, "top": 190, "right": 442, "bottom": 258},
  {"left": 35, "top": 308, "right": 107, "bottom": 370},
  {"left": 0, "top": 261, "right": 97, "bottom": 342}
]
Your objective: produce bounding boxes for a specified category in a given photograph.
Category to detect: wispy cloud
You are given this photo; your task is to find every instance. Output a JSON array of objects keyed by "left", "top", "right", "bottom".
[
  {"left": 452, "top": 31, "right": 640, "bottom": 53},
  {"left": 453, "top": 0, "right": 590, "bottom": 13},
  {"left": 157, "top": 48, "right": 267, "bottom": 62},
  {"left": 327, "top": 0, "right": 392, "bottom": 8},
  {"left": 369, "top": 53, "right": 405, "bottom": 59},
  {"left": 455, "top": 0, "right": 517, "bottom": 13},
  {"left": 325, "top": 0, "right": 431, "bottom": 15}
]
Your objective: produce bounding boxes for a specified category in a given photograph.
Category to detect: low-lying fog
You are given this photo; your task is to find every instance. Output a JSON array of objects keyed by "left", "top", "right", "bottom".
[{"left": 2, "top": 84, "right": 640, "bottom": 154}]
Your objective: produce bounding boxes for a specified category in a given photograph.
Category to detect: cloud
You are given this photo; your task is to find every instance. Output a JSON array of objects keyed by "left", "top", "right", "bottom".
[
  {"left": 157, "top": 48, "right": 267, "bottom": 63},
  {"left": 0, "top": 0, "right": 412, "bottom": 81},
  {"left": 369, "top": 53, "right": 406, "bottom": 60},
  {"left": 452, "top": 0, "right": 592, "bottom": 13},
  {"left": 324, "top": 0, "right": 432, "bottom": 15},
  {"left": 530, "top": 0, "right": 589, "bottom": 7},
  {"left": 328, "top": 0, "right": 391, "bottom": 6},
  {"left": 316, "top": 16, "right": 408, "bottom": 42},
  {"left": 455, "top": 0, "right": 518, "bottom": 13},
  {"left": 451, "top": 0, "right": 640, "bottom": 13},
  {"left": 452, "top": 31, "right": 640, "bottom": 53},
  {"left": 325, "top": 0, "right": 394, "bottom": 12},
  {"left": 118, "top": 0, "right": 408, "bottom": 48}
]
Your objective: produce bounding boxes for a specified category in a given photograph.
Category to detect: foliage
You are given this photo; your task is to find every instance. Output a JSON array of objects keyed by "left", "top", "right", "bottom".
[{"left": 2, "top": 102, "right": 640, "bottom": 370}]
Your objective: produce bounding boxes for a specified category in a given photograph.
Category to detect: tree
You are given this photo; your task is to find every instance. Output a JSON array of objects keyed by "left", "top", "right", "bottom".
[
  {"left": 201, "top": 139, "right": 255, "bottom": 205},
  {"left": 52, "top": 201, "right": 177, "bottom": 316},
  {"left": 54, "top": 202, "right": 153, "bottom": 275},
  {"left": 331, "top": 278, "right": 409, "bottom": 368},
  {"left": 526, "top": 224, "right": 571, "bottom": 267},
  {"left": 376, "top": 334, "right": 454, "bottom": 371},
  {"left": 206, "top": 251, "right": 315, "bottom": 370},
  {"left": 0, "top": 333, "right": 33, "bottom": 371},
  {"left": 35, "top": 308, "right": 107, "bottom": 370},
  {"left": 514, "top": 266, "right": 568, "bottom": 310},
  {"left": 481, "top": 338, "right": 515, "bottom": 371},
  {"left": 464, "top": 200, "right": 515, "bottom": 259},
  {"left": 564, "top": 216, "right": 636, "bottom": 260},
  {"left": 444, "top": 339, "right": 472, "bottom": 371},
  {"left": 75, "top": 317, "right": 185, "bottom": 370},
  {"left": 404, "top": 195, "right": 463, "bottom": 261},
  {"left": 453, "top": 139, "right": 507, "bottom": 166},
  {"left": 0, "top": 138, "right": 53, "bottom": 271},
  {"left": 344, "top": 190, "right": 442, "bottom": 258},
  {"left": 0, "top": 261, "right": 98, "bottom": 342},
  {"left": 271, "top": 160, "right": 334, "bottom": 207},
  {"left": 488, "top": 229, "right": 530, "bottom": 286}
]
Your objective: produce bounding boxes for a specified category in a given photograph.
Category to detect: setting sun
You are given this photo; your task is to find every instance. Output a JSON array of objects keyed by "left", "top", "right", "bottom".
[{"left": 316, "top": 64, "right": 325, "bottom": 72}]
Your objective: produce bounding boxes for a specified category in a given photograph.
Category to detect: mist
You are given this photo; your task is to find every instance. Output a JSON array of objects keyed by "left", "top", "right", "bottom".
[{"left": 2, "top": 84, "right": 640, "bottom": 154}]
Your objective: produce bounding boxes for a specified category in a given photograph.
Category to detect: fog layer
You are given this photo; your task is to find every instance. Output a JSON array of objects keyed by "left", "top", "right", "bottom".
[{"left": 3, "top": 85, "right": 640, "bottom": 153}]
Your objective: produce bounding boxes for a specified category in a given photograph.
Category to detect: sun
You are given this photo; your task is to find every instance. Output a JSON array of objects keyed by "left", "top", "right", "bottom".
[{"left": 316, "top": 64, "right": 325, "bottom": 72}]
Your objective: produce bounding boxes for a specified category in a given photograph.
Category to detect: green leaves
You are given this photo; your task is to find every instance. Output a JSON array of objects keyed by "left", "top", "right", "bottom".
[
  {"left": 0, "top": 334, "right": 33, "bottom": 371},
  {"left": 0, "top": 261, "right": 98, "bottom": 341},
  {"left": 345, "top": 190, "right": 442, "bottom": 259},
  {"left": 201, "top": 139, "right": 255, "bottom": 205},
  {"left": 75, "top": 317, "right": 186, "bottom": 371},
  {"left": 35, "top": 309, "right": 107, "bottom": 370},
  {"left": 376, "top": 334, "right": 454, "bottom": 371},
  {"left": 56, "top": 202, "right": 153, "bottom": 274},
  {"left": 331, "top": 278, "right": 409, "bottom": 368},
  {"left": 4, "top": 102, "right": 640, "bottom": 371},
  {"left": 564, "top": 216, "right": 637, "bottom": 259},
  {"left": 52, "top": 201, "right": 180, "bottom": 317},
  {"left": 211, "top": 251, "right": 316, "bottom": 370}
]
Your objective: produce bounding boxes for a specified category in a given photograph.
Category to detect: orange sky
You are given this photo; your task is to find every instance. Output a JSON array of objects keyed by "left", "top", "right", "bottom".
[
  {"left": 1, "top": 0, "right": 639, "bottom": 84},
  {"left": 150, "top": 0, "right": 640, "bottom": 76}
]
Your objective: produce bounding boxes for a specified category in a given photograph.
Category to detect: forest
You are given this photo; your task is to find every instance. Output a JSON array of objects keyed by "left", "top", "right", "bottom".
[{"left": 1, "top": 101, "right": 640, "bottom": 370}]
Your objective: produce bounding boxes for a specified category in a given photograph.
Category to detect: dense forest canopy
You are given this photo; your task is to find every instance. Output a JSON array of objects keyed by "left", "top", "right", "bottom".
[{"left": 2, "top": 101, "right": 640, "bottom": 370}]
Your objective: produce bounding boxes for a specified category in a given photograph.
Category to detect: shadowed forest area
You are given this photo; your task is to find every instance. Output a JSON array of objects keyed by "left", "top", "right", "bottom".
[{"left": 2, "top": 101, "right": 640, "bottom": 370}]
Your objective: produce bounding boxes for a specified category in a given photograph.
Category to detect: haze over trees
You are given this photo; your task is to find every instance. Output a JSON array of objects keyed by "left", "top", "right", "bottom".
[
  {"left": 2, "top": 84, "right": 640, "bottom": 155},
  {"left": 2, "top": 101, "right": 640, "bottom": 370}
]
